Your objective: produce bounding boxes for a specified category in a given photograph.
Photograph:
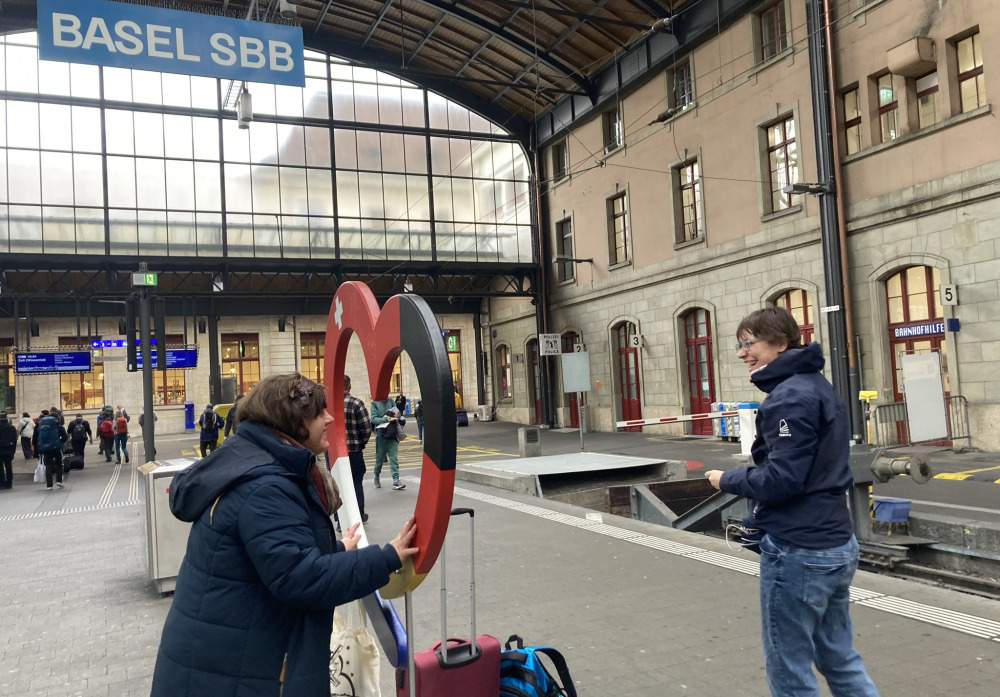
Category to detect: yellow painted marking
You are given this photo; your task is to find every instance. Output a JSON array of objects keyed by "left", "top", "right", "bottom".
[{"left": 934, "top": 473, "right": 974, "bottom": 481}]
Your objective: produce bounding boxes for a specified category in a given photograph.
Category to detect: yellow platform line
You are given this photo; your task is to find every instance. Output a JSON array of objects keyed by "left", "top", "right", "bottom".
[{"left": 934, "top": 473, "right": 974, "bottom": 481}]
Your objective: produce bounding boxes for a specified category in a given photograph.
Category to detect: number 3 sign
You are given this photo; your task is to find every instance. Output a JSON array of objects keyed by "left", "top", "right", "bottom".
[{"left": 325, "top": 281, "right": 457, "bottom": 596}]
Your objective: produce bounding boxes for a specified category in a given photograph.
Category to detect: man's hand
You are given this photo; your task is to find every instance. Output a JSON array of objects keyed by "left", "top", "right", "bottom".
[{"left": 705, "top": 470, "right": 724, "bottom": 490}]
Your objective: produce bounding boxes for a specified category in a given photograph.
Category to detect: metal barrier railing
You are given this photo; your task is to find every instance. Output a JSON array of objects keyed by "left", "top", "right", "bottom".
[{"left": 869, "top": 395, "right": 970, "bottom": 447}]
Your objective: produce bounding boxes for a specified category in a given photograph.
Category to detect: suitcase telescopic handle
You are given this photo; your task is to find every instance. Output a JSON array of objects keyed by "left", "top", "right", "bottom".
[
  {"left": 450, "top": 507, "right": 474, "bottom": 517},
  {"left": 440, "top": 507, "right": 476, "bottom": 664}
]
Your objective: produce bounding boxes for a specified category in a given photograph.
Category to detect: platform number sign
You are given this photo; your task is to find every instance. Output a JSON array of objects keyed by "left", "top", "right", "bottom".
[
  {"left": 939, "top": 284, "right": 957, "bottom": 306},
  {"left": 540, "top": 333, "right": 561, "bottom": 356}
]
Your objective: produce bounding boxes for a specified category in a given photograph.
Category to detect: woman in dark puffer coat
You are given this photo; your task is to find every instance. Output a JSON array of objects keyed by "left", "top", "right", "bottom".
[{"left": 151, "top": 373, "right": 417, "bottom": 696}]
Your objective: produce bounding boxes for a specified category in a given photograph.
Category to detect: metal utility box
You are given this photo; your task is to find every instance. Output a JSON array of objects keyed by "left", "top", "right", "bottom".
[
  {"left": 518, "top": 427, "right": 541, "bottom": 457},
  {"left": 143, "top": 458, "right": 199, "bottom": 594}
]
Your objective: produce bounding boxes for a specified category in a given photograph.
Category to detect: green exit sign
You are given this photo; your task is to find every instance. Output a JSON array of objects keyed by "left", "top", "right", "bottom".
[
  {"left": 132, "top": 272, "right": 158, "bottom": 287},
  {"left": 446, "top": 335, "right": 458, "bottom": 352}
]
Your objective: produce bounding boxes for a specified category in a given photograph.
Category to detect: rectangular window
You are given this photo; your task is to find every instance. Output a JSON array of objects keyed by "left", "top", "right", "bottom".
[
  {"left": 675, "top": 160, "right": 703, "bottom": 242},
  {"left": 766, "top": 116, "right": 797, "bottom": 212},
  {"left": 555, "top": 218, "right": 574, "bottom": 282},
  {"left": 155, "top": 334, "right": 187, "bottom": 406},
  {"left": 443, "top": 329, "right": 462, "bottom": 396},
  {"left": 915, "top": 72, "right": 940, "bottom": 128},
  {"left": 878, "top": 74, "right": 899, "bottom": 142},
  {"left": 843, "top": 88, "right": 862, "bottom": 155},
  {"left": 673, "top": 61, "right": 693, "bottom": 108},
  {"left": 221, "top": 334, "right": 261, "bottom": 394},
  {"left": 603, "top": 106, "right": 623, "bottom": 153},
  {"left": 607, "top": 192, "right": 629, "bottom": 265},
  {"left": 757, "top": 2, "right": 787, "bottom": 63},
  {"left": 552, "top": 140, "right": 568, "bottom": 181},
  {"left": 0, "top": 340, "right": 14, "bottom": 413},
  {"left": 497, "top": 346, "right": 512, "bottom": 400},
  {"left": 956, "top": 32, "right": 985, "bottom": 113},
  {"left": 58, "top": 337, "right": 103, "bottom": 410},
  {"left": 300, "top": 332, "right": 325, "bottom": 383}
]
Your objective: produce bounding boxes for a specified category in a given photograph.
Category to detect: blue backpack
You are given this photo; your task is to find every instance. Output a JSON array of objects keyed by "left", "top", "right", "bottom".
[
  {"left": 36, "top": 416, "right": 61, "bottom": 453},
  {"left": 500, "top": 635, "right": 576, "bottom": 697}
]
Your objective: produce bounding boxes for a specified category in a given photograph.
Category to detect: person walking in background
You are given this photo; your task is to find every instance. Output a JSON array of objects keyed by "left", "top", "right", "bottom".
[
  {"left": 116, "top": 404, "right": 130, "bottom": 423},
  {"left": 97, "top": 413, "right": 115, "bottom": 462},
  {"left": 371, "top": 395, "right": 405, "bottom": 490},
  {"left": 150, "top": 373, "right": 418, "bottom": 697},
  {"left": 343, "top": 375, "right": 373, "bottom": 522},
  {"left": 0, "top": 412, "right": 18, "bottom": 489},
  {"left": 395, "top": 393, "right": 407, "bottom": 414},
  {"left": 224, "top": 394, "right": 244, "bottom": 438},
  {"left": 67, "top": 413, "right": 93, "bottom": 460},
  {"left": 413, "top": 397, "right": 424, "bottom": 442},
  {"left": 18, "top": 412, "right": 35, "bottom": 460},
  {"left": 114, "top": 410, "right": 130, "bottom": 465},
  {"left": 49, "top": 405, "right": 64, "bottom": 426},
  {"left": 705, "top": 306, "right": 880, "bottom": 697},
  {"left": 199, "top": 405, "right": 220, "bottom": 458},
  {"left": 33, "top": 412, "right": 68, "bottom": 490}
]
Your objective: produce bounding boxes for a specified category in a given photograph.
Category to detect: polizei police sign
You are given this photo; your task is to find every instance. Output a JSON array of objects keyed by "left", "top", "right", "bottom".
[{"left": 38, "top": 0, "right": 305, "bottom": 87}]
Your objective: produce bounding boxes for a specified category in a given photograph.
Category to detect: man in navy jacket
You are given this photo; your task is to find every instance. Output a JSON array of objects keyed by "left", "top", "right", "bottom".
[{"left": 706, "top": 307, "right": 879, "bottom": 697}]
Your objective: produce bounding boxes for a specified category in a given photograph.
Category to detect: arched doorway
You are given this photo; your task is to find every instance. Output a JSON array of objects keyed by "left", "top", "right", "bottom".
[
  {"left": 614, "top": 322, "right": 641, "bottom": 432},
  {"left": 683, "top": 308, "right": 715, "bottom": 435},
  {"left": 527, "top": 339, "right": 541, "bottom": 424},
  {"left": 561, "top": 332, "right": 581, "bottom": 428},
  {"left": 886, "top": 266, "right": 949, "bottom": 402}
]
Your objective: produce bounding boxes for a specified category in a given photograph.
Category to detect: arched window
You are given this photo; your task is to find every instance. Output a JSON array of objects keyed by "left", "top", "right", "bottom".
[
  {"left": 885, "top": 266, "right": 947, "bottom": 400},
  {"left": 774, "top": 289, "right": 815, "bottom": 343}
]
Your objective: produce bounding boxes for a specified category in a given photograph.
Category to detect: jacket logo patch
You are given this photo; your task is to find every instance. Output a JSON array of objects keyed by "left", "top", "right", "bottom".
[{"left": 778, "top": 419, "right": 791, "bottom": 437}]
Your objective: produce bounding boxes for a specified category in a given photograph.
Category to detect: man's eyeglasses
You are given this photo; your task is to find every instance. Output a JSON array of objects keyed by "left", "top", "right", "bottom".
[{"left": 734, "top": 339, "right": 758, "bottom": 353}]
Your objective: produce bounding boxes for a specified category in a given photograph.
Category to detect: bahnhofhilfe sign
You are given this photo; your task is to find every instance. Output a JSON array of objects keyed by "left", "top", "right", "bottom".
[{"left": 38, "top": 0, "right": 305, "bottom": 87}]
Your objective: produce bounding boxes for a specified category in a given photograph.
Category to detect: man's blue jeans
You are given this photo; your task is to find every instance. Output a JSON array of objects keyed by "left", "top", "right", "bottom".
[{"left": 758, "top": 534, "right": 880, "bottom": 697}]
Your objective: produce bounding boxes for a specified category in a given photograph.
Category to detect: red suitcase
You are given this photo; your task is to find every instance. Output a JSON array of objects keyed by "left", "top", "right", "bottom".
[{"left": 397, "top": 508, "right": 500, "bottom": 697}]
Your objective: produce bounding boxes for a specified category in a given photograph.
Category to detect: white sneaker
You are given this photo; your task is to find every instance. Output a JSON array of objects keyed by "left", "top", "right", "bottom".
[
  {"left": 46, "top": 486, "right": 53, "bottom": 490},
  {"left": 56, "top": 482, "right": 64, "bottom": 489}
]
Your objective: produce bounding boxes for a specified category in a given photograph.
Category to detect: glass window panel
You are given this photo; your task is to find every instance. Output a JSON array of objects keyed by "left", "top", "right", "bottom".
[
  {"left": 428, "top": 93, "right": 449, "bottom": 129},
  {"left": 448, "top": 102, "right": 471, "bottom": 132},
  {"left": 310, "top": 216, "right": 335, "bottom": 256},
  {"left": 378, "top": 85, "right": 403, "bottom": 126},
  {"left": 137, "top": 209, "right": 168, "bottom": 256},
  {"left": 432, "top": 177, "right": 454, "bottom": 220},
  {"left": 307, "top": 168, "right": 333, "bottom": 216},
  {"left": 450, "top": 139, "right": 473, "bottom": 177},
  {"left": 106, "top": 156, "right": 137, "bottom": 207},
  {"left": 222, "top": 121, "right": 251, "bottom": 162},
  {"left": 404, "top": 134, "right": 427, "bottom": 174},
  {"left": 41, "top": 152, "right": 74, "bottom": 205},
  {"left": 75, "top": 207, "right": 104, "bottom": 254},
  {"left": 196, "top": 212, "right": 223, "bottom": 255},
  {"left": 42, "top": 205, "right": 75, "bottom": 254},
  {"left": 72, "top": 106, "right": 103, "bottom": 153},
  {"left": 406, "top": 176, "right": 430, "bottom": 219},
  {"left": 907, "top": 267, "right": 930, "bottom": 320},
  {"left": 330, "top": 61, "right": 353, "bottom": 81},
  {"left": 957, "top": 35, "right": 976, "bottom": 73},
  {"left": 409, "top": 219, "right": 433, "bottom": 259},
  {"left": 9, "top": 101, "right": 40, "bottom": 149},
  {"left": 275, "top": 84, "right": 304, "bottom": 118},
  {"left": 163, "top": 114, "right": 194, "bottom": 160},
  {"left": 339, "top": 217, "right": 362, "bottom": 259},
  {"left": 109, "top": 208, "right": 138, "bottom": 254},
  {"left": 402, "top": 88, "right": 425, "bottom": 127},
  {"left": 334, "top": 129, "right": 358, "bottom": 169},
  {"left": 161, "top": 73, "right": 192, "bottom": 108},
  {"left": 103, "top": 67, "right": 133, "bottom": 102},
  {"left": 227, "top": 213, "right": 254, "bottom": 256},
  {"left": 7, "top": 46, "right": 38, "bottom": 93},
  {"left": 70, "top": 63, "right": 100, "bottom": 99},
  {"left": 356, "top": 130, "right": 382, "bottom": 170},
  {"left": 8, "top": 149, "right": 41, "bottom": 204},
  {"left": 331, "top": 80, "right": 355, "bottom": 121},
  {"left": 194, "top": 162, "right": 221, "bottom": 211},
  {"left": 382, "top": 173, "right": 408, "bottom": 220},
  {"left": 361, "top": 218, "right": 386, "bottom": 258},
  {"left": 39, "top": 103, "right": 73, "bottom": 151},
  {"left": 0, "top": 104, "right": 5, "bottom": 148},
  {"left": 249, "top": 121, "right": 278, "bottom": 164},
  {"left": 430, "top": 137, "right": 451, "bottom": 175},
  {"left": 381, "top": 133, "right": 405, "bottom": 172},
  {"left": 8, "top": 204, "right": 40, "bottom": 253},
  {"left": 168, "top": 211, "right": 197, "bottom": 256},
  {"left": 191, "top": 76, "right": 218, "bottom": 110},
  {"left": 514, "top": 181, "right": 531, "bottom": 224},
  {"left": 135, "top": 158, "right": 166, "bottom": 209},
  {"left": 251, "top": 165, "right": 280, "bottom": 213},
  {"left": 471, "top": 141, "right": 495, "bottom": 179},
  {"left": 0, "top": 150, "right": 6, "bottom": 200},
  {"left": 282, "top": 215, "right": 310, "bottom": 258},
  {"left": 247, "top": 82, "right": 276, "bottom": 115},
  {"left": 0, "top": 48, "right": 4, "bottom": 91},
  {"left": 358, "top": 172, "right": 385, "bottom": 217},
  {"left": 451, "top": 178, "right": 475, "bottom": 221},
  {"left": 166, "top": 160, "right": 196, "bottom": 210},
  {"left": 73, "top": 154, "right": 104, "bottom": 206},
  {"left": 303, "top": 79, "right": 329, "bottom": 120},
  {"left": 38, "top": 60, "right": 71, "bottom": 97},
  {"left": 305, "top": 57, "right": 327, "bottom": 77},
  {"left": 280, "top": 167, "right": 308, "bottom": 215},
  {"left": 132, "top": 69, "right": 163, "bottom": 105},
  {"left": 385, "top": 219, "right": 410, "bottom": 260},
  {"left": 305, "top": 127, "right": 331, "bottom": 167},
  {"left": 104, "top": 110, "right": 135, "bottom": 155},
  {"left": 193, "top": 117, "right": 220, "bottom": 161},
  {"left": 354, "top": 83, "right": 379, "bottom": 123},
  {"left": 277, "top": 124, "right": 305, "bottom": 166}
]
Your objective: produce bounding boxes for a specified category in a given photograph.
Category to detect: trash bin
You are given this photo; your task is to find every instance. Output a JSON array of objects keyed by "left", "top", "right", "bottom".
[{"left": 184, "top": 400, "right": 195, "bottom": 430}]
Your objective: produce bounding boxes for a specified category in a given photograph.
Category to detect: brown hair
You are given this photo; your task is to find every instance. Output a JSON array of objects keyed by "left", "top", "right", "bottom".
[
  {"left": 736, "top": 306, "right": 803, "bottom": 349},
  {"left": 237, "top": 373, "right": 328, "bottom": 444}
]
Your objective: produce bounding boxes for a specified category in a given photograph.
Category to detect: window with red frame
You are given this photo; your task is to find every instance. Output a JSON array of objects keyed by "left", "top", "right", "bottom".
[
  {"left": 956, "top": 32, "right": 985, "bottom": 113},
  {"left": 300, "top": 332, "right": 325, "bottom": 384},
  {"left": 757, "top": 2, "right": 787, "bottom": 63},
  {"left": 766, "top": 116, "right": 797, "bottom": 212},
  {"left": 774, "top": 290, "right": 815, "bottom": 343}
]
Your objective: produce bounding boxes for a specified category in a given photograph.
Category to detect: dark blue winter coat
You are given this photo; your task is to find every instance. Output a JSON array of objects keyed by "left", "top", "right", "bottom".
[
  {"left": 150, "top": 420, "right": 403, "bottom": 697},
  {"left": 719, "top": 343, "right": 854, "bottom": 549}
]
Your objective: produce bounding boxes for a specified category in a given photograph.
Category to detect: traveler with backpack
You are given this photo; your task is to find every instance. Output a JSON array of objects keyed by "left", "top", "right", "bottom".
[
  {"left": 224, "top": 394, "right": 244, "bottom": 438},
  {"left": 98, "top": 414, "right": 115, "bottom": 462},
  {"left": 199, "top": 405, "right": 220, "bottom": 458},
  {"left": 18, "top": 412, "right": 35, "bottom": 459},
  {"left": 96, "top": 405, "right": 114, "bottom": 456},
  {"left": 67, "top": 414, "right": 94, "bottom": 459},
  {"left": 114, "top": 410, "right": 130, "bottom": 465},
  {"left": 49, "top": 406, "right": 65, "bottom": 426},
  {"left": 33, "top": 413, "right": 68, "bottom": 490},
  {"left": 0, "top": 412, "right": 18, "bottom": 489}
]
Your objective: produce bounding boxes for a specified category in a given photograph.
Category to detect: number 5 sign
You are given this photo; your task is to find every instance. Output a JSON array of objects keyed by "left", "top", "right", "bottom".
[{"left": 939, "top": 284, "right": 958, "bottom": 306}]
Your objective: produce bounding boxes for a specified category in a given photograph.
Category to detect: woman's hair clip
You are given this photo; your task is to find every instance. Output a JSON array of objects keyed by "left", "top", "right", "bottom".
[{"left": 290, "top": 376, "right": 316, "bottom": 407}]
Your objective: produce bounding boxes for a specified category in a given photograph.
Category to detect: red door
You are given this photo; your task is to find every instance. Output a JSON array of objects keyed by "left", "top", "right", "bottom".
[
  {"left": 528, "top": 340, "right": 541, "bottom": 424},
  {"left": 684, "top": 309, "right": 715, "bottom": 435},
  {"left": 615, "top": 323, "right": 641, "bottom": 432},
  {"left": 562, "top": 332, "right": 581, "bottom": 428}
]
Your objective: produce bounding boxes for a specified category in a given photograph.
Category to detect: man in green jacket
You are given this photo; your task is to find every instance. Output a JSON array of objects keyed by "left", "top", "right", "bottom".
[{"left": 370, "top": 397, "right": 405, "bottom": 490}]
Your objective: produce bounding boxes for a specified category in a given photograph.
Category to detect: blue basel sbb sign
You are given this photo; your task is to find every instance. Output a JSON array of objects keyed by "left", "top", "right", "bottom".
[{"left": 38, "top": 0, "right": 305, "bottom": 87}]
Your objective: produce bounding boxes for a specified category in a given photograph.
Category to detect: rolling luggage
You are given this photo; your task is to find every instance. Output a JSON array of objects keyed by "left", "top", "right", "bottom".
[
  {"left": 64, "top": 454, "right": 85, "bottom": 471},
  {"left": 456, "top": 409, "right": 469, "bottom": 427},
  {"left": 397, "top": 508, "right": 500, "bottom": 697}
]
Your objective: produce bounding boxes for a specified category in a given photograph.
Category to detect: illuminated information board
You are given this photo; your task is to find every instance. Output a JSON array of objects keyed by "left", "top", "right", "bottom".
[{"left": 15, "top": 351, "right": 93, "bottom": 374}]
